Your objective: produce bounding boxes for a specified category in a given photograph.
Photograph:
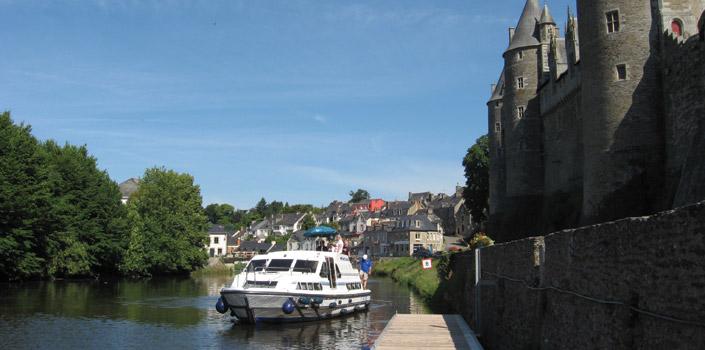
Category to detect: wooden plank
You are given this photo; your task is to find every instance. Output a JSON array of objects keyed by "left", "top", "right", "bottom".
[{"left": 373, "top": 314, "right": 483, "bottom": 350}]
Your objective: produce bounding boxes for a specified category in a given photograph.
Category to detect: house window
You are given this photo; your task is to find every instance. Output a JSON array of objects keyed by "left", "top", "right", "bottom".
[
  {"left": 517, "top": 77, "right": 525, "bottom": 89},
  {"left": 495, "top": 122, "right": 501, "bottom": 132},
  {"left": 616, "top": 64, "right": 627, "bottom": 80},
  {"left": 214, "top": 237, "right": 219, "bottom": 244},
  {"left": 606, "top": 10, "right": 620, "bottom": 33},
  {"left": 217, "top": 248, "right": 222, "bottom": 255},
  {"left": 672, "top": 19, "right": 683, "bottom": 37},
  {"left": 517, "top": 106, "right": 525, "bottom": 119},
  {"left": 415, "top": 233, "right": 421, "bottom": 240}
]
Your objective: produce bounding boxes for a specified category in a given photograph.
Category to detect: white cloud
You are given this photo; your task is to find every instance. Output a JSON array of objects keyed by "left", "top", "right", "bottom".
[{"left": 313, "top": 114, "right": 327, "bottom": 123}]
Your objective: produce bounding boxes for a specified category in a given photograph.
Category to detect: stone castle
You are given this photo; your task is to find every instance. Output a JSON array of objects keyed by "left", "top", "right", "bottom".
[{"left": 487, "top": 0, "right": 705, "bottom": 241}]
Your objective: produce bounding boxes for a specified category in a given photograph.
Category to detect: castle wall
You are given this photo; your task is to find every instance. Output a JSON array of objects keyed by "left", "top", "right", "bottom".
[
  {"left": 661, "top": 33, "right": 705, "bottom": 206},
  {"left": 539, "top": 68, "right": 584, "bottom": 232},
  {"left": 577, "top": 0, "right": 665, "bottom": 224},
  {"left": 441, "top": 200, "right": 705, "bottom": 349}
]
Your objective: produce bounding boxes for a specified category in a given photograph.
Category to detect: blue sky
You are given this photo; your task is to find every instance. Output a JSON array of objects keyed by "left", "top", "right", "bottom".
[{"left": 0, "top": 0, "right": 574, "bottom": 209}]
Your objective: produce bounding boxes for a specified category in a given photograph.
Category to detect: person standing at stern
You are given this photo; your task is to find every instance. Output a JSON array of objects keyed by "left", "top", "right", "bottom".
[{"left": 359, "top": 254, "right": 373, "bottom": 290}]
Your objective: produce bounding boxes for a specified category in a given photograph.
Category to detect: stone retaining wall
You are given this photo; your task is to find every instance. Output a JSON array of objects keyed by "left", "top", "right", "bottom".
[{"left": 443, "top": 201, "right": 705, "bottom": 349}]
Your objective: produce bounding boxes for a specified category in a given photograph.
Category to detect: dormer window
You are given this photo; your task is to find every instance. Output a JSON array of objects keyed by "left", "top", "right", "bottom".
[{"left": 606, "top": 10, "right": 620, "bottom": 33}]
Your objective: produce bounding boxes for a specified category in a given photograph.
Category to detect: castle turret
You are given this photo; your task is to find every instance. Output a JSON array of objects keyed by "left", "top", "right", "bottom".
[
  {"left": 487, "top": 72, "right": 506, "bottom": 234},
  {"left": 499, "top": 0, "right": 544, "bottom": 240},
  {"left": 539, "top": 4, "right": 557, "bottom": 80},
  {"left": 577, "top": 0, "right": 664, "bottom": 224},
  {"left": 565, "top": 7, "right": 580, "bottom": 65}
]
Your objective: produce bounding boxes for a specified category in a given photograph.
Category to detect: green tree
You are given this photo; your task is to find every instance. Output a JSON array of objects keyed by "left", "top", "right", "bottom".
[
  {"left": 121, "top": 167, "right": 209, "bottom": 277},
  {"left": 42, "top": 141, "right": 128, "bottom": 277},
  {"left": 204, "top": 203, "right": 235, "bottom": 225},
  {"left": 348, "top": 189, "right": 370, "bottom": 203},
  {"left": 267, "top": 201, "right": 284, "bottom": 216},
  {"left": 301, "top": 214, "right": 316, "bottom": 230},
  {"left": 255, "top": 198, "right": 268, "bottom": 217},
  {"left": 462, "top": 135, "right": 490, "bottom": 226},
  {"left": 284, "top": 204, "right": 323, "bottom": 214},
  {"left": 0, "top": 112, "right": 48, "bottom": 280}
]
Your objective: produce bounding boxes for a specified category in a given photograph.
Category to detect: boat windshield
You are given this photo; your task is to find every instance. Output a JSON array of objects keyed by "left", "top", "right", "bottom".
[
  {"left": 246, "top": 259, "right": 267, "bottom": 272},
  {"left": 293, "top": 260, "right": 319, "bottom": 273},
  {"left": 267, "top": 259, "right": 294, "bottom": 272}
]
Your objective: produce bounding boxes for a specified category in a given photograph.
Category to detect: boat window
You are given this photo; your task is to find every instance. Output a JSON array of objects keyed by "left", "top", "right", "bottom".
[
  {"left": 320, "top": 262, "right": 329, "bottom": 278},
  {"left": 267, "top": 259, "right": 293, "bottom": 272},
  {"left": 246, "top": 259, "right": 267, "bottom": 272},
  {"left": 293, "top": 260, "right": 319, "bottom": 273}
]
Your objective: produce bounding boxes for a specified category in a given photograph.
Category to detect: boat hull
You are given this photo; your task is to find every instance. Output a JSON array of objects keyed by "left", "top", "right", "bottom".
[{"left": 221, "top": 289, "right": 371, "bottom": 323}]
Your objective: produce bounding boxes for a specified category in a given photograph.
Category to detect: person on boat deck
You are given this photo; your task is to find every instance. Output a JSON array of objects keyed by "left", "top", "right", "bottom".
[
  {"left": 359, "top": 254, "right": 373, "bottom": 289},
  {"left": 334, "top": 234, "right": 344, "bottom": 253},
  {"left": 342, "top": 239, "right": 350, "bottom": 256}
]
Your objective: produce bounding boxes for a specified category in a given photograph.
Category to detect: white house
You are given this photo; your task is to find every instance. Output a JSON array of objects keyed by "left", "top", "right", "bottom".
[{"left": 206, "top": 225, "right": 229, "bottom": 257}]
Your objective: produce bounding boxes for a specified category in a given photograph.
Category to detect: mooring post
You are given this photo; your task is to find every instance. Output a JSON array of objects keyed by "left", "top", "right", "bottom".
[{"left": 474, "top": 247, "right": 482, "bottom": 335}]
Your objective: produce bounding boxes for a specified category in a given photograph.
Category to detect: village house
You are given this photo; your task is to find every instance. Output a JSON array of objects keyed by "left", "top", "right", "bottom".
[
  {"left": 249, "top": 213, "right": 307, "bottom": 238},
  {"left": 286, "top": 229, "right": 316, "bottom": 251},
  {"left": 206, "top": 224, "right": 231, "bottom": 257},
  {"left": 360, "top": 214, "right": 444, "bottom": 257}
]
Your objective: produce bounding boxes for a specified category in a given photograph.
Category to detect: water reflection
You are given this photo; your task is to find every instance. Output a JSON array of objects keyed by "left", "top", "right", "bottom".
[{"left": 0, "top": 276, "right": 427, "bottom": 349}]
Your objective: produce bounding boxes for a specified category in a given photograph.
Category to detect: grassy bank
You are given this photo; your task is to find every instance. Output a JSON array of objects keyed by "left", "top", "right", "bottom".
[
  {"left": 190, "top": 262, "right": 245, "bottom": 277},
  {"left": 373, "top": 257, "right": 440, "bottom": 304}
]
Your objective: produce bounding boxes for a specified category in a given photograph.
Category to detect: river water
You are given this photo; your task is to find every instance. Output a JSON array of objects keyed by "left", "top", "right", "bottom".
[{"left": 0, "top": 275, "right": 429, "bottom": 349}]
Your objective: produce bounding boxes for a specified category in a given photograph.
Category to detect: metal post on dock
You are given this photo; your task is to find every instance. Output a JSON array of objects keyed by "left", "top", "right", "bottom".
[{"left": 474, "top": 248, "right": 481, "bottom": 335}]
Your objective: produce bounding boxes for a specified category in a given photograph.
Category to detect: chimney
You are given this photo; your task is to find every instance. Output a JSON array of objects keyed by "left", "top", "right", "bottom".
[{"left": 509, "top": 27, "right": 515, "bottom": 44}]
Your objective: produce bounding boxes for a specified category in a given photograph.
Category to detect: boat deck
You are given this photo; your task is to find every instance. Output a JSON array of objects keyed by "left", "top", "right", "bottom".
[{"left": 373, "top": 314, "right": 483, "bottom": 350}]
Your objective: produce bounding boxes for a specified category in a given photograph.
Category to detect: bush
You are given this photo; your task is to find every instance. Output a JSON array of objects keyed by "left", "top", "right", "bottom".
[{"left": 468, "top": 232, "right": 494, "bottom": 250}]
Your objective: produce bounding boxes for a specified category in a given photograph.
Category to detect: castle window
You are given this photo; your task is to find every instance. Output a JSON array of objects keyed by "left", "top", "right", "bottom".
[
  {"left": 616, "top": 64, "right": 627, "bottom": 80},
  {"left": 517, "top": 106, "right": 525, "bottom": 119},
  {"left": 606, "top": 10, "right": 620, "bottom": 33},
  {"left": 671, "top": 19, "right": 683, "bottom": 37},
  {"left": 517, "top": 77, "right": 525, "bottom": 89},
  {"left": 495, "top": 122, "right": 501, "bottom": 132},
  {"left": 517, "top": 51, "right": 524, "bottom": 60}
]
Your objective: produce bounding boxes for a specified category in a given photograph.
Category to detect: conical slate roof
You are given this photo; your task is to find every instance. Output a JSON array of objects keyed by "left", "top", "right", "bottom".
[
  {"left": 506, "top": 0, "right": 542, "bottom": 52},
  {"left": 489, "top": 71, "right": 505, "bottom": 102},
  {"left": 540, "top": 4, "right": 555, "bottom": 24}
]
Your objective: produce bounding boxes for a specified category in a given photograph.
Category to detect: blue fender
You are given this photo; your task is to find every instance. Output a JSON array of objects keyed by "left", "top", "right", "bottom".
[
  {"left": 215, "top": 296, "right": 229, "bottom": 314},
  {"left": 282, "top": 298, "right": 296, "bottom": 314}
]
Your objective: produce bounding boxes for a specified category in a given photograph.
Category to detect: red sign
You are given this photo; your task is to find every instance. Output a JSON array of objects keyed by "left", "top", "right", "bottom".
[{"left": 422, "top": 258, "right": 432, "bottom": 270}]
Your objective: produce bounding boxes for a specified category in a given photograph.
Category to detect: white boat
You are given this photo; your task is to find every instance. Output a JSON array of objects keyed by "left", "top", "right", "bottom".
[{"left": 216, "top": 250, "right": 372, "bottom": 323}]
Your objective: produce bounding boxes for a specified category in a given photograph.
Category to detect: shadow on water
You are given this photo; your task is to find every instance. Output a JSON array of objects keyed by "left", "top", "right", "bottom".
[{"left": 0, "top": 275, "right": 427, "bottom": 349}]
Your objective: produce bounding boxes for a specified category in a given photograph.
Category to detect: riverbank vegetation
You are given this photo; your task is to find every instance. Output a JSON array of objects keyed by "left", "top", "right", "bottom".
[
  {"left": 0, "top": 112, "right": 209, "bottom": 281},
  {"left": 373, "top": 257, "right": 441, "bottom": 303},
  {"left": 190, "top": 262, "right": 245, "bottom": 277}
]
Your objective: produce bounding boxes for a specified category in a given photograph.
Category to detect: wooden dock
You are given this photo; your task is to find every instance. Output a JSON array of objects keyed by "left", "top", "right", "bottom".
[{"left": 373, "top": 314, "right": 483, "bottom": 350}]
